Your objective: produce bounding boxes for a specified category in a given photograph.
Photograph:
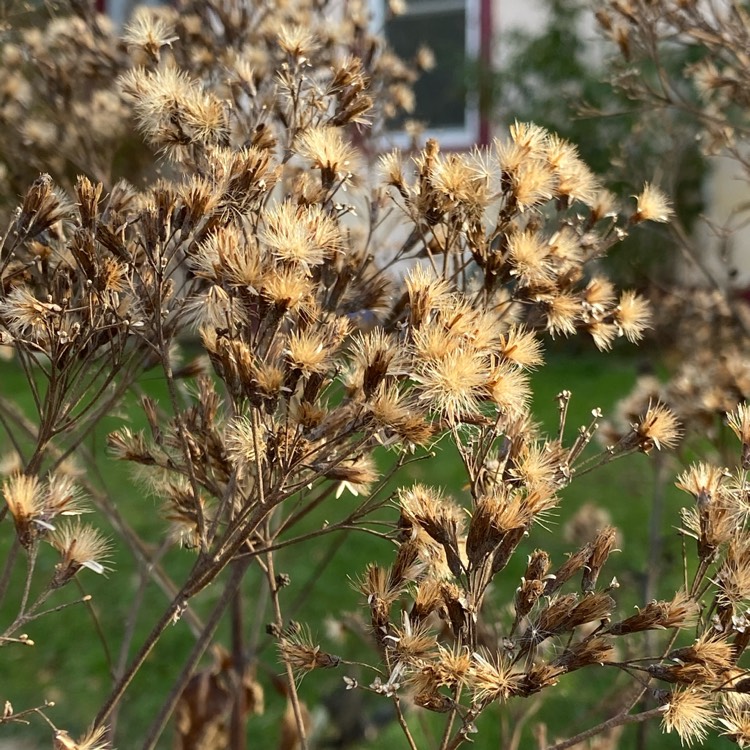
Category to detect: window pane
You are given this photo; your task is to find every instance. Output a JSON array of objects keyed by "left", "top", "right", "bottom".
[
  {"left": 386, "top": 9, "right": 467, "bottom": 129},
  {"left": 401, "top": 0, "right": 465, "bottom": 11}
]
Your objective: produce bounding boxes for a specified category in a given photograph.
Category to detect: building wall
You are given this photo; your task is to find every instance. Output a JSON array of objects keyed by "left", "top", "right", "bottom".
[{"left": 689, "top": 152, "right": 750, "bottom": 288}]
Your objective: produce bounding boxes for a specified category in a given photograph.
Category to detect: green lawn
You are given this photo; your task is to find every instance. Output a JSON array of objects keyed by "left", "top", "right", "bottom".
[{"left": 0, "top": 347, "right": 732, "bottom": 749}]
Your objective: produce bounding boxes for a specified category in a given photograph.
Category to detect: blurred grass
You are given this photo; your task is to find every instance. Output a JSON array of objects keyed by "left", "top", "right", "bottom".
[{"left": 0, "top": 348, "right": 728, "bottom": 748}]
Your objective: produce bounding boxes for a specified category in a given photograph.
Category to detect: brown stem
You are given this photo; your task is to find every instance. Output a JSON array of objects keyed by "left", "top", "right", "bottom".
[
  {"left": 638, "top": 457, "right": 669, "bottom": 750},
  {"left": 644, "top": 457, "right": 668, "bottom": 604},
  {"left": 391, "top": 693, "right": 419, "bottom": 750},
  {"left": 443, "top": 707, "right": 480, "bottom": 750},
  {"left": 93, "top": 585, "right": 190, "bottom": 730},
  {"left": 544, "top": 707, "right": 665, "bottom": 750},
  {"left": 108, "top": 540, "right": 173, "bottom": 740},
  {"left": 18, "top": 543, "right": 38, "bottom": 616},
  {"left": 229, "top": 561, "right": 247, "bottom": 750},
  {"left": 153, "top": 259, "right": 207, "bottom": 553},
  {"left": 76, "top": 578, "right": 114, "bottom": 679},
  {"left": 509, "top": 698, "right": 542, "bottom": 750},
  {"left": 0, "top": 538, "right": 19, "bottom": 608},
  {"left": 438, "top": 686, "right": 461, "bottom": 750},
  {"left": 141, "top": 561, "right": 249, "bottom": 750},
  {"left": 265, "top": 547, "right": 309, "bottom": 750}
]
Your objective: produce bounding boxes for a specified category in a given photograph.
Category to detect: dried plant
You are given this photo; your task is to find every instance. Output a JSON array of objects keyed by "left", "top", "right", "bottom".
[
  {"left": 595, "top": 1, "right": 750, "bottom": 449},
  {"left": 1, "top": 1, "right": 749, "bottom": 750}
]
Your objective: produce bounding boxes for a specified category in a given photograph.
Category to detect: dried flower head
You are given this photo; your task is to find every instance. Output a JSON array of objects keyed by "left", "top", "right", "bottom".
[
  {"left": 380, "top": 149, "right": 407, "bottom": 190},
  {"left": 3, "top": 474, "right": 44, "bottom": 548},
  {"left": 497, "top": 326, "right": 544, "bottom": 370},
  {"left": 553, "top": 636, "right": 614, "bottom": 672},
  {"left": 509, "top": 121, "right": 548, "bottom": 156},
  {"left": 327, "top": 454, "right": 379, "bottom": 498},
  {"left": 615, "top": 290, "right": 652, "bottom": 343},
  {"left": 469, "top": 649, "right": 524, "bottom": 705},
  {"left": 277, "top": 25, "right": 319, "bottom": 61},
  {"left": 348, "top": 329, "right": 404, "bottom": 397},
  {"left": 487, "top": 361, "right": 532, "bottom": 418},
  {"left": 720, "top": 705, "right": 750, "bottom": 748},
  {"left": 608, "top": 590, "right": 698, "bottom": 635},
  {"left": 668, "top": 633, "right": 734, "bottom": 676},
  {"left": 631, "top": 403, "right": 682, "bottom": 452},
  {"left": 261, "top": 202, "right": 341, "bottom": 271},
  {"left": 120, "top": 66, "right": 228, "bottom": 154},
  {"left": 544, "top": 292, "right": 581, "bottom": 338},
  {"left": 414, "top": 347, "right": 488, "bottom": 422},
  {"left": 545, "top": 134, "right": 599, "bottom": 206},
  {"left": 295, "top": 126, "right": 359, "bottom": 184},
  {"left": 286, "top": 329, "right": 333, "bottom": 375},
  {"left": 385, "top": 612, "right": 437, "bottom": 663},
  {"left": 54, "top": 724, "right": 111, "bottom": 750},
  {"left": 513, "top": 160, "right": 556, "bottom": 210},
  {"left": 123, "top": 8, "right": 178, "bottom": 63},
  {"left": 225, "top": 416, "right": 266, "bottom": 477},
  {"left": 508, "top": 230, "right": 552, "bottom": 287},
  {"left": 714, "top": 534, "right": 750, "bottom": 607},
  {"left": 661, "top": 688, "right": 716, "bottom": 746},
  {"left": 728, "top": 403, "right": 750, "bottom": 468},
  {"left": 404, "top": 265, "right": 452, "bottom": 329},
  {"left": 278, "top": 626, "right": 341, "bottom": 681},
  {"left": 399, "top": 485, "right": 464, "bottom": 546},
  {"left": 676, "top": 462, "right": 728, "bottom": 504},
  {"left": 633, "top": 182, "right": 673, "bottom": 223},
  {"left": 48, "top": 519, "right": 112, "bottom": 583}
]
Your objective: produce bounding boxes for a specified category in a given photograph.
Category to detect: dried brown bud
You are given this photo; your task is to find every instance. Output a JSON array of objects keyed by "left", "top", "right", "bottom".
[
  {"left": 608, "top": 591, "right": 697, "bottom": 635},
  {"left": 553, "top": 636, "right": 614, "bottom": 672},
  {"left": 582, "top": 526, "right": 618, "bottom": 593}
]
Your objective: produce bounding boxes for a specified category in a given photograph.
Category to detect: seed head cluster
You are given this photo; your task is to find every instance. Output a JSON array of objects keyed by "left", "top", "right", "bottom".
[{"left": 0, "top": 0, "right": 744, "bottom": 749}]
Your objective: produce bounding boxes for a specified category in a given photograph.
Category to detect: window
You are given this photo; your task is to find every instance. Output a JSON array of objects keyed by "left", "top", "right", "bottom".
[
  {"left": 97, "top": 0, "right": 161, "bottom": 27},
  {"left": 373, "top": 0, "right": 484, "bottom": 149},
  {"left": 100, "top": 0, "right": 488, "bottom": 148}
]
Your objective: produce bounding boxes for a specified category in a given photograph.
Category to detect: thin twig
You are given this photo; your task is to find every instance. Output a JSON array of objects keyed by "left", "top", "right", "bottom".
[
  {"left": 140, "top": 561, "right": 250, "bottom": 750},
  {"left": 0, "top": 537, "right": 20, "bottom": 609},
  {"left": 438, "top": 685, "right": 461, "bottom": 750},
  {"left": 18, "top": 543, "right": 37, "bottom": 616},
  {"left": 265, "top": 545, "right": 309, "bottom": 750},
  {"left": 391, "top": 693, "right": 419, "bottom": 750},
  {"left": 25, "top": 593, "right": 92, "bottom": 621},
  {"left": 544, "top": 707, "right": 665, "bottom": 750},
  {"left": 229, "top": 560, "right": 247, "bottom": 750},
  {"left": 75, "top": 579, "right": 114, "bottom": 678},
  {"left": 93, "top": 586, "right": 189, "bottom": 730},
  {"left": 108, "top": 542, "right": 164, "bottom": 740}
]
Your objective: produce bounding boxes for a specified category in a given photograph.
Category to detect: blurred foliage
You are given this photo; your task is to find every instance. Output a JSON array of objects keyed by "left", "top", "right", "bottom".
[{"left": 477, "top": 0, "right": 706, "bottom": 286}]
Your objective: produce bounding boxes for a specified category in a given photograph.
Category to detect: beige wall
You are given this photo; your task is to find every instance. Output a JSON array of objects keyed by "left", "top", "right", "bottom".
[
  {"left": 689, "top": 153, "right": 750, "bottom": 288},
  {"left": 492, "top": 0, "right": 546, "bottom": 67}
]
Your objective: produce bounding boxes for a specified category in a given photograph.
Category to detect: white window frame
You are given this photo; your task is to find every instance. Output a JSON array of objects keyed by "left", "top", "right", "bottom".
[{"left": 370, "top": 0, "right": 482, "bottom": 150}]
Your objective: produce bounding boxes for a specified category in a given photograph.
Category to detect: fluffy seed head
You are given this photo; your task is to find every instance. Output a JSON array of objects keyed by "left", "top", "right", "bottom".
[
  {"left": 49, "top": 519, "right": 112, "bottom": 581},
  {"left": 632, "top": 403, "right": 682, "bottom": 452},
  {"left": 633, "top": 182, "right": 673, "bottom": 223},
  {"left": 615, "top": 291, "right": 652, "bottom": 343},
  {"left": 261, "top": 202, "right": 341, "bottom": 271},
  {"left": 414, "top": 347, "right": 488, "bottom": 422},
  {"left": 469, "top": 649, "right": 524, "bottom": 704},
  {"left": 123, "top": 8, "right": 178, "bottom": 63},
  {"left": 295, "top": 126, "right": 359, "bottom": 183},
  {"left": 661, "top": 688, "right": 716, "bottom": 747},
  {"left": 278, "top": 626, "right": 340, "bottom": 681}
]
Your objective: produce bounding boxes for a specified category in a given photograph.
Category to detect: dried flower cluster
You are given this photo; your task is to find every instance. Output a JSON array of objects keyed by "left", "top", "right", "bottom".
[
  {"left": 0, "top": 0, "right": 420, "bottom": 203},
  {"left": 595, "top": 0, "right": 750, "bottom": 453},
  {"left": 0, "top": 1, "right": 745, "bottom": 749},
  {"left": 596, "top": 0, "right": 750, "bottom": 157}
]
